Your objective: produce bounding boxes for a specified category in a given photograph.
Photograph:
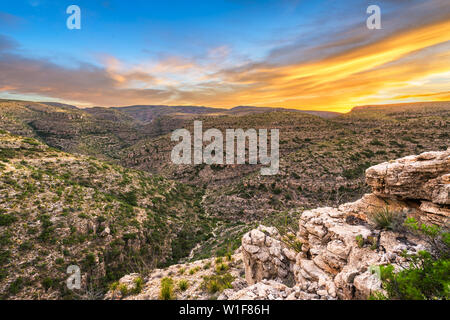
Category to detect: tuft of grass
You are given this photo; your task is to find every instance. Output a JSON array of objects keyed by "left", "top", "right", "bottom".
[
  {"left": 132, "top": 277, "right": 144, "bottom": 294},
  {"left": 201, "top": 273, "right": 234, "bottom": 294},
  {"left": 178, "top": 279, "right": 189, "bottom": 291},
  {"left": 189, "top": 266, "right": 200, "bottom": 275},
  {"left": 368, "top": 207, "right": 403, "bottom": 230},
  {"left": 159, "top": 277, "right": 175, "bottom": 300},
  {"left": 215, "top": 263, "right": 229, "bottom": 274}
]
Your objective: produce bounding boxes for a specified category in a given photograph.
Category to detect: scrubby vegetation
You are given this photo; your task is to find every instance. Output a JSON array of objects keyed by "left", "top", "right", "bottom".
[
  {"left": 201, "top": 273, "right": 234, "bottom": 295},
  {"left": 0, "top": 131, "right": 218, "bottom": 299},
  {"left": 372, "top": 218, "right": 450, "bottom": 300}
]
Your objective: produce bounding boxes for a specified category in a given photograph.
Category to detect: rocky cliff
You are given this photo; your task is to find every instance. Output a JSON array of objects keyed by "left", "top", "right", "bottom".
[{"left": 233, "top": 149, "right": 448, "bottom": 300}]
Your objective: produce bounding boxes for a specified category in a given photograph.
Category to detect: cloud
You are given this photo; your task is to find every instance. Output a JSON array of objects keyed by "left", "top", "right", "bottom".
[
  {"left": 0, "top": 11, "right": 25, "bottom": 29},
  {"left": 0, "top": 34, "right": 19, "bottom": 52},
  {"left": 0, "top": 0, "right": 449, "bottom": 111}
]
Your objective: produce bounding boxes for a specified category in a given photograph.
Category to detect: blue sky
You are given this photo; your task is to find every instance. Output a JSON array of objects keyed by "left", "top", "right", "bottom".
[{"left": 0, "top": 0, "right": 449, "bottom": 111}]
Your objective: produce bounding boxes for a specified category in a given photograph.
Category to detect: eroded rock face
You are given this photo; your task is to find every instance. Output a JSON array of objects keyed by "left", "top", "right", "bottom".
[
  {"left": 366, "top": 150, "right": 449, "bottom": 205},
  {"left": 240, "top": 150, "right": 449, "bottom": 300},
  {"left": 242, "top": 207, "right": 428, "bottom": 300}
]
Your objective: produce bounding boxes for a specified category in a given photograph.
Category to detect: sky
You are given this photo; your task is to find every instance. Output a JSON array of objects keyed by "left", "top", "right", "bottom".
[{"left": 0, "top": 0, "right": 449, "bottom": 112}]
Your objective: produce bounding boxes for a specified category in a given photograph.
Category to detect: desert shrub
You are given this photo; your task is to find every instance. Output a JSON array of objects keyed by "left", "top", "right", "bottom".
[
  {"left": 0, "top": 213, "right": 17, "bottom": 226},
  {"left": 372, "top": 218, "right": 449, "bottom": 300},
  {"left": 0, "top": 148, "right": 15, "bottom": 160},
  {"left": 373, "top": 251, "right": 449, "bottom": 300},
  {"left": 201, "top": 273, "right": 234, "bottom": 294},
  {"left": 118, "top": 284, "right": 128, "bottom": 296},
  {"left": 37, "top": 214, "right": 55, "bottom": 243},
  {"left": 109, "top": 281, "right": 119, "bottom": 291},
  {"left": 42, "top": 277, "right": 54, "bottom": 292},
  {"left": 119, "top": 191, "right": 138, "bottom": 206},
  {"left": 189, "top": 266, "right": 200, "bottom": 275},
  {"left": 226, "top": 252, "right": 233, "bottom": 261},
  {"left": 355, "top": 234, "right": 364, "bottom": 248},
  {"left": 178, "top": 279, "right": 189, "bottom": 291},
  {"left": 404, "top": 218, "right": 449, "bottom": 258},
  {"left": 215, "top": 263, "right": 229, "bottom": 274},
  {"left": 159, "top": 277, "right": 175, "bottom": 300},
  {"left": 8, "top": 277, "right": 24, "bottom": 295},
  {"left": 261, "top": 212, "right": 303, "bottom": 253},
  {"left": 370, "top": 139, "right": 384, "bottom": 146},
  {"left": 22, "top": 137, "right": 40, "bottom": 146},
  {"left": 272, "top": 187, "right": 282, "bottom": 195},
  {"left": 368, "top": 207, "right": 403, "bottom": 231},
  {"left": 131, "top": 277, "right": 144, "bottom": 294}
]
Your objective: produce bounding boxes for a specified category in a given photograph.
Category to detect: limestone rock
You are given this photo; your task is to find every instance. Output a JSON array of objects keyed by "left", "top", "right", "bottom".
[
  {"left": 242, "top": 225, "right": 295, "bottom": 285},
  {"left": 366, "top": 149, "right": 449, "bottom": 204}
]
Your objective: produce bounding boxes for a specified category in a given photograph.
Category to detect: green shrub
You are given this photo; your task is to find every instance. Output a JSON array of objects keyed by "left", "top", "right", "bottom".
[
  {"left": 109, "top": 281, "right": 119, "bottom": 291},
  {"left": 0, "top": 213, "right": 17, "bottom": 226},
  {"left": 373, "top": 251, "right": 449, "bottom": 300},
  {"left": 118, "top": 283, "right": 128, "bottom": 296},
  {"left": 8, "top": 277, "right": 24, "bottom": 295},
  {"left": 119, "top": 191, "right": 138, "bottom": 206},
  {"left": 42, "top": 277, "right": 54, "bottom": 292},
  {"left": 371, "top": 218, "right": 449, "bottom": 300},
  {"left": 189, "top": 266, "right": 200, "bottom": 275}
]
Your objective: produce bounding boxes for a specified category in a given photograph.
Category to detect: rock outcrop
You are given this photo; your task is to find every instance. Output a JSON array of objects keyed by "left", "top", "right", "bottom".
[
  {"left": 366, "top": 150, "right": 449, "bottom": 205},
  {"left": 237, "top": 150, "right": 449, "bottom": 300}
]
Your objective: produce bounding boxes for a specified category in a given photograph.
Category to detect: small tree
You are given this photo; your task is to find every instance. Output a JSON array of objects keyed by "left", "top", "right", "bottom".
[{"left": 372, "top": 218, "right": 449, "bottom": 300}]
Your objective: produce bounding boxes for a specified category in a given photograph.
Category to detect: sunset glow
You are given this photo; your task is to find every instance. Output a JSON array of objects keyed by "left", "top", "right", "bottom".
[{"left": 0, "top": 0, "right": 449, "bottom": 112}]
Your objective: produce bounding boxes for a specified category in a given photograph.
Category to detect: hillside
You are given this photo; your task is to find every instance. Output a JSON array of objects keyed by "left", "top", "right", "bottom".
[
  {"left": 0, "top": 99, "right": 449, "bottom": 300},
  {"left": 0, "top": 130, "right": 220, "bottom": 299},
  {"left": 121, "top": 102, "right": 450, "bottom": 222}
]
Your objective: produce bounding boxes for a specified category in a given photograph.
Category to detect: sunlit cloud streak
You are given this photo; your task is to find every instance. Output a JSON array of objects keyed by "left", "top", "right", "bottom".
[{"left": 0, "top": 0, "right": 449, "bottom": 111}]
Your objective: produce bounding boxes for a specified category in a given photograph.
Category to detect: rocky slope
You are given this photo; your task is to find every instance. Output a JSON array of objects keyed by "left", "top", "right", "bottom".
[
  {"left": 110, "top": 149, "right": 449, "bottom": 300},
  {"left": 0, "top": 130, "right": 217, "bottom": 299},
  {"left": 123, "top": 102, "right": 449, "bottom": 222},
  {"left": 2, "top": 99, "right": 448, "bottom": 225}
]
